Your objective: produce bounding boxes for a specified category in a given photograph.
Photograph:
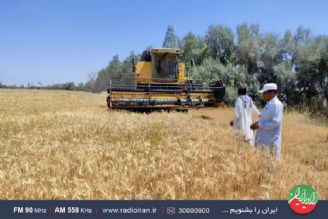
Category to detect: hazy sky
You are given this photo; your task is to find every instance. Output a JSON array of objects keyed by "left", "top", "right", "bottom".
[{"left": 1, "top": 0, "right": 327, "bottom": 86}]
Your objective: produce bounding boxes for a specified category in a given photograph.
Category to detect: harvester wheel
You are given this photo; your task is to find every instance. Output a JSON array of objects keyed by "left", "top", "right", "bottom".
[{"left": 106, "top": 95, "right": 112, "bottom": 109}]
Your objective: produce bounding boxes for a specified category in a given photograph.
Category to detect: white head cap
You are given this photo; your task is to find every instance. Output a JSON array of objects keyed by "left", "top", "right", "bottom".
[{"left": 259, "top": 83, "right": 278, "bottom": 93}]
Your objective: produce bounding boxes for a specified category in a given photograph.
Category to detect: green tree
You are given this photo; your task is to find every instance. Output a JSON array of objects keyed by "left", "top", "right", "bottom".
[
  {"left": 84, "top": 73, "right": 97, "bottom": 92},
  {"left": 93, "top": 55, "right": 122, "bottom": 92},
  {"left": 205, "top": 25, "right": 234, "bottom": 64},
  {"left": 281, "top": 27, "right": 311, "bottom": 66},
  {"left": 64, "top": 82, "right": 76, "bottom": 91},
  {"left": 273, "top": 62, "right": 298, "bottom": 106},
  {"left": 94, "top": 68, "right": 109, "bottom": 93},
  {"left": 192, "top": 36, "right": 209, "bottom": 65},
  {"left": 235, "top": 24, "right": 261, "bottom": 74},
  {"left": 181, "top": 32, "right": 197, "bottom": 64},
  {"left": 296, "top": 36, "right": 328, "bottom": 115},
  {"left": 258, "top": 33, "right": 283, "bottom": 83},
  {"left": 162, "top": 25, "right": 178, "bottom": 48},
  {"left": 121, "top": 51, "right": 140, "bottom": 83}
]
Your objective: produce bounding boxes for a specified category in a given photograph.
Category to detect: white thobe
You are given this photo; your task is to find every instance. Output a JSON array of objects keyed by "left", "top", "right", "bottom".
[
  {"left": 233, "top": 95, "right": 260, "bottom": 145},
  {"left": 255, "top": 96, "right": 283, "bottom": 158}
]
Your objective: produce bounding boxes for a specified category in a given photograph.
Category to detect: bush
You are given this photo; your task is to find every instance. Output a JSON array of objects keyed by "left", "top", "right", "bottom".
[{"left": 191, "top": 58, "right": 260, "bottom": 104}]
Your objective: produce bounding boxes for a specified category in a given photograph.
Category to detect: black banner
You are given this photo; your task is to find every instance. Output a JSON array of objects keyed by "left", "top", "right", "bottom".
[{"left": 0, "top": 200, "right": 326, "bottom": 219}]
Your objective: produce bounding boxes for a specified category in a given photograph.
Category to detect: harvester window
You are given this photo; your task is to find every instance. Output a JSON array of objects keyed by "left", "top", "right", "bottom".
[
  {"left": 152, "top": 53, "right": 178, "bottom": 82},
  {"left": 140, "top": 50, "right": 151, "bottom": 61}
]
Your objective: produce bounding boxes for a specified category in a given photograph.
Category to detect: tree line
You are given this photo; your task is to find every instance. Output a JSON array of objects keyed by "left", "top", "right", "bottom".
[
  {"left": 0, "top": 81, "right": 87, "bottom": 91},
  {"left": 87, "top": 24, "right": 328, "bottom": 117}
]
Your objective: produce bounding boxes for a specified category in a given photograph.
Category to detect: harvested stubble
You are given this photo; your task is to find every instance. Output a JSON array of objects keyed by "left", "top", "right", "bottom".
[{"left": 0, "top": 89, "right": 327, "bottom": 199}]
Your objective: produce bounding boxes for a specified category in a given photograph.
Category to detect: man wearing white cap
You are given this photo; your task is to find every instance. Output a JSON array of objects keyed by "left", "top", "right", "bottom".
[{"left": 250, "top": 83, "right": 283, "bottom": 158}]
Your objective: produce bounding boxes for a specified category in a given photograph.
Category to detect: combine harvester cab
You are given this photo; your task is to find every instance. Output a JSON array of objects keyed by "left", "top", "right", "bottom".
[{"left": 107, "top": 48, "right": 225, "bottom": 111}]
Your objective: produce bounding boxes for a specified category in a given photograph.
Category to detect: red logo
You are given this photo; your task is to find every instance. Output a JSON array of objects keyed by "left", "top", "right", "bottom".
[{"left": 288, "top": 184, "right": 318, "bottom": 214}]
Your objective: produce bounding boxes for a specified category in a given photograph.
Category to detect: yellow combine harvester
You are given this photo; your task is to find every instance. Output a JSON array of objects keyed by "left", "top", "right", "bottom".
[{"left": 107, "top": 48, "right": 225, "bottom": 111}]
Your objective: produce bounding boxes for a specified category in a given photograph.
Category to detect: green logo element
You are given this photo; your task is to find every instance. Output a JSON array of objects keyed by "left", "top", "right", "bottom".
[{"left": 288, "top": 184, "right": 318, "bottom": 215}]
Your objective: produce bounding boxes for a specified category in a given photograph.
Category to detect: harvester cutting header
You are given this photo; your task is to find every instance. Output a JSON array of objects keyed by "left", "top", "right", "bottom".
[{"left": 107, "top": 48, "right": 225, "bottom": 111}]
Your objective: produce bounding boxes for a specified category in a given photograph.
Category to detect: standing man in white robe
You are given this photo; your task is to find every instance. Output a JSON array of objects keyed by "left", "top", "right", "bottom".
[
  {"left": 230, "top": 87, "right": 260, "bottom": 146},
  {"left": 250, "top": 83, "right": 283, "bottom": 159}
]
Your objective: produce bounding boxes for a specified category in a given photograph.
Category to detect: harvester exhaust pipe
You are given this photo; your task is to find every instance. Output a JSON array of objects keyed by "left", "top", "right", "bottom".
[{"left": 131, "top": 58, "right": 136, "bottom": 72}]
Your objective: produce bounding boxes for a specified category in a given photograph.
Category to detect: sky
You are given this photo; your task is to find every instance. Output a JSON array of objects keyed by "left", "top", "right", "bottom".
[{"left": 1, "top": 0, "right": 328, "bottom": 86}]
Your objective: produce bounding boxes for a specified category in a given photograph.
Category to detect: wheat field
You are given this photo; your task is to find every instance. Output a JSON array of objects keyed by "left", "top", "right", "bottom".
[{"left": 0, "top": 89, "right": 327, "bottom": 200}]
